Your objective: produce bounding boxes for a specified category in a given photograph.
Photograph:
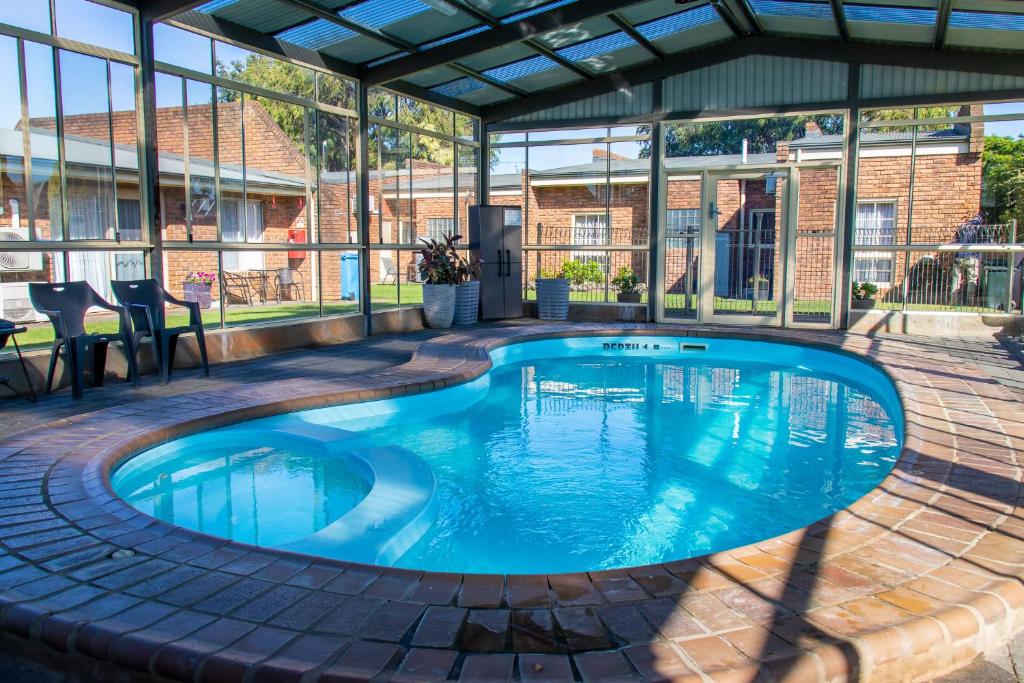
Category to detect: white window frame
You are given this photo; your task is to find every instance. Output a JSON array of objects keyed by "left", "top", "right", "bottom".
[
  {"left": 854, "top": 200, "right": 898, "bottom": 286},
  {"left": 426, "top": 217, "right": 454, "bottom": 242},
  {"left": 666, "top": 208, "right": 700, "bottom": 237},
  {"left": 571, "top": 212, "right": 609, "bottom": 271}
]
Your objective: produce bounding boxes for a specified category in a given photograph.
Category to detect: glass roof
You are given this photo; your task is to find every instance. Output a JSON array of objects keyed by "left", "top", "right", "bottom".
[{"left": 183, "top": 0, "right": 1024, "bottom": 110}]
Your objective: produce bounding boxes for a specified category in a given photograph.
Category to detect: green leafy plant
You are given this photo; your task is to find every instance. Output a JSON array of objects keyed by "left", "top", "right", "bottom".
[
  {"left": 558, "top": 260, "right": 605, "bottom": 287},
  {"left": 417, "top": 234, "right": 461, "bottom": 285},
  {"left": 851, "top": 281, "right": 878, "bottom": 300},
  {"left": 611, "top": 266, "right": 640, "bottom": 294},
  {"left": 455, "top": 253, "right": 481, "bottom": 285}
]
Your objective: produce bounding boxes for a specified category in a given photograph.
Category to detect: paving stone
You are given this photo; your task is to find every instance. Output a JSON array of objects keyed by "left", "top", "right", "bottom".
[
  {"left": 320, "top": 641, "right": 404, "bottom": 682},
  {"left": 458, "top": 653, "right": 515, "bottom": 682},
  {"left": 410, "top": 605, "right": 467, "bottom": 648},
  {"left": 518, "top": 654, "right": 573, "bottom": 682},
  {"left": 393, "top": 648, "right": 458, "bottom": 683}
]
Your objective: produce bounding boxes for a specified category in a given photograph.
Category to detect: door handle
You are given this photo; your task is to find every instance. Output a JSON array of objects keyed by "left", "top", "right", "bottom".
[
  {"left": 505, "top": 250, "right": 511, "bottom": 278},
  {"left": 496, "top": 249, "right": 503, "bottom": 277}
]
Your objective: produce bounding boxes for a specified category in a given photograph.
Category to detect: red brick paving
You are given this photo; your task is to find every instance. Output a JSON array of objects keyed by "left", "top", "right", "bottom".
[{"left": 0, "top": 323, "right": 1021, "bottom": 681}]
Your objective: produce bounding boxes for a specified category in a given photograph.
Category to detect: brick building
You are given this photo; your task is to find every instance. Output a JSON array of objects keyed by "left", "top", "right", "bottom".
[{"left": 0, "top": 103, "right": 985, "bottom": 318}]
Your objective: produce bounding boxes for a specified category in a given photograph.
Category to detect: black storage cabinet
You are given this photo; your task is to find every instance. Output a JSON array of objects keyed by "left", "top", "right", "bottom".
[{"left": 469, "top": 205, "right": 523, "bottom": 319}]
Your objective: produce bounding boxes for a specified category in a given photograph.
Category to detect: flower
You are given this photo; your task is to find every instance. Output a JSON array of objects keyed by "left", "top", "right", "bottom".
[{"left": 184, "top": 271, "right": 217, "bottom": 286}]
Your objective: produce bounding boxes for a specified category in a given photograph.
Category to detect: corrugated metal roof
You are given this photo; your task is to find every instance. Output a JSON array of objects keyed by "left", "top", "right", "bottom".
[{"left": 184, "top": 0, "right": 1024, "bottom": 117}]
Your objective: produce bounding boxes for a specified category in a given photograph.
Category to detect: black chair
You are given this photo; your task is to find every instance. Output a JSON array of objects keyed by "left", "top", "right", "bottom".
[
  {"left": 28, "top": 282, "right": 138, "bottom": 399},
  {"left": 0, "top": 319, "right": 36, "bottom": 402},
  {"left": 111, "top": 279, "right": 210, "bottom": 385}
]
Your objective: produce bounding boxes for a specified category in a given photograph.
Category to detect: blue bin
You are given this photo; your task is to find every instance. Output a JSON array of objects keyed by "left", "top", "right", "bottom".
[{"left": 340, "top": 251, "right": 359, "bottom": 301}]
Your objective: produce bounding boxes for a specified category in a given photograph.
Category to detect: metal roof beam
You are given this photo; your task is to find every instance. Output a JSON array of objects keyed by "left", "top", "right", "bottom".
[
  {"left": 361, "top": 0, "right": 649, "bottom": 85},
  {"left": 482, "top": 36, "right": 1024, "bottom": 122},
  {"left": 709, "top": 0, "right": 747, "bottom": 38},
  {"left": 829, "top": 0, "right": 850, "bottom": 42},
  {"left": 276, "top": 0, "right": 418, "bottom": 53},
  {"left": 732, "top": 0, "right": 765, "bottom": 36},
  {"left": 140, "top": 0, "right": 207, "bottom": 22},
  {"left": 608, "top": 12, "right": 667, "bottom": 60},
  {"left": 446, "top": 63, "right": 531, "bottom": 97},
  {"left": 934, "top": 0, "right": 953, "bottom": 49}
]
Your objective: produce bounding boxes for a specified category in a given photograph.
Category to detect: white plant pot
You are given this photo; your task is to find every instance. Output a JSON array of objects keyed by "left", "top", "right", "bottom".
[
  {"left": 536, "top": 278, "right": 570, "bottom": 320},
  {"left": 422, "top": 284, "right": 456, "bottom": 329},
  {"left": 453, "top": 280, "right": 480, "bottom": 325}
]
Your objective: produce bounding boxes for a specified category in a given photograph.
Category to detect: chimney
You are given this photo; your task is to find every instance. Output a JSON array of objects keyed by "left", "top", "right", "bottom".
[
  {"left": 804, "top": 120, "right": 822, "bottom": 137},
  {"left": 776, "top": 140, "right": 790, "bottom": 163},
  {"left": 592, "top": 148, "right": 630, "bottom": 162}
]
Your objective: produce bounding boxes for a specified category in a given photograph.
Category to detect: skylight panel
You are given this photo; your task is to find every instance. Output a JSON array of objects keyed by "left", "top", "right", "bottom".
[
  {"left": 635, "top": 4, "right": 719, "bottom": 42},
  {"left": 343, "top": 0, "right": 430, "bottom": 30},
  {"left": 420, "top": 24, "right": 490, "bottom": 49},
  {"left": 482, "top": 54, "right": 559, "bottom": 82},
  {"left": 748, "top": 0, "right": 834, "bottom": 20},
  {"left": 432, "top": 77, "right": 487, "bottom": 98},
  {"left": 277, "top": 19, "right": 354, "bottom": 50},
  {"left": 844, "top": 4, "right": 937, "bottom": 25},
  {"left": 556, "top": 32, "right": 635, "bottom": 62},
  {"left": 500, "top": 0, "right": 578, "bottom": 25},
  {"left": 950, "top": 10, "right": 1024, "bottom": 31},
  {"left": 197, "top": 0, "right": 238, "bottom": 11}
]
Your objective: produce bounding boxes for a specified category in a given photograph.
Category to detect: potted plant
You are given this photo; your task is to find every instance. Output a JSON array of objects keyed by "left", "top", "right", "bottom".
[
  {"left": 851, "top": 280, "right": 878, "bottom": 309},
  {"left": 417, "top": 234, "right": 460, "bottom": 328},
  {"left": 453, "top": 251, "right": 482, "bottom": 326},
  {"left": 611, "top": 266, "right": 642, "bottom": 304},
  {"left": 536, "top": 262, "right": 571, "bottom": 321},
  {"left": 183, "top": 271, "right": 216, "bottom": 309},
  {"left": 744, "top": 273, "right": 770, "bottom": 300}
]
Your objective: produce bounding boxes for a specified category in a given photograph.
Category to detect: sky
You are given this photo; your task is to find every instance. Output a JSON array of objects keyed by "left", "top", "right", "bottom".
[{"left": 0, "top": 0, "right": 1021, "bottom": 172}]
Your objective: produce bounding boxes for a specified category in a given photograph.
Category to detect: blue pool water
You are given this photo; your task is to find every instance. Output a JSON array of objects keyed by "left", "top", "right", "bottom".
[{"left": 113, "top": 336, "right": 903, "bottom": 574}]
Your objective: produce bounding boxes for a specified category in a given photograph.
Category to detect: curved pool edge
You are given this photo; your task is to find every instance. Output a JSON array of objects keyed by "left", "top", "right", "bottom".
[{"left": 0, "top": 322, "right": 1020, "bottom": 683}]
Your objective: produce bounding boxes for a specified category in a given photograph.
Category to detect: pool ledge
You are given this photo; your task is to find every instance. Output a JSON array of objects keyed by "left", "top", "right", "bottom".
[{"left": 0, "top": 322, "right": 1021, "bottom": 683}]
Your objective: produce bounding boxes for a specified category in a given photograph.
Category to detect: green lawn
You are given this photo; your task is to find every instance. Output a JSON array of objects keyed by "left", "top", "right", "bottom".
[{"left": 9, "top": 284, "right": 417, "bottom": 352}]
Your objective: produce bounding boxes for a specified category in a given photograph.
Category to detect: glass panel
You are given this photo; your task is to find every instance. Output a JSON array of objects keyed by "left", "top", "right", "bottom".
[
  {"left": 0, "top": 4, "right": 51, "bottom": 34},
  {"left": 109, "top": 61, "right": 138, "bottom": 240},
  {"left": 244, "top": 95, "right": 308, "bottom": 245},
  {"left": 216, "top": 42, "right": 315, "bottom": 100},
  {"left": 664, "top": 176, "right": 701, "bottom": 319},
  {"left": 456, "top": 144, "right": 477, "bottom": 236},
  {"left": 317, "top": 72, "right": 355, "bottom": 110},
  {"left": 369, "top": 248, "right": 400, "bottom": 310},
  {"left": 315, "top": 111, "right": 356, "bottom": 244},
  {"left": 162, "top": 249, "right": 223, "bottom": 329},
  {"left": 379, "top": 126, "right": 410, "bottom": 244},
  {"left": 398, "top": 97, "right": 453, "bottom": 135},
  {"left": 0, "top": 252, "right": 64, "bottom": 351},
  {"left": 186, "top": 79, "right": 217, "bottom": 241},
  {"left": 155, "top": 72, "right": 184, "bottom": 241},
  {"left": 154, "top": 23, "right": 212, "bottom": 75},
  {"left": 368, "top": 88, "right": 396, "bottom": 120},
  {"left": 221, "top": 249, "right": 317, "bottom": 327},
  {"left": 0, "top": 36, "right": 27, "bottom": 235},
  {"left": 526, "top": 142, "right": 605, "bottom": 247},
  {"left": 712, "top": 175, "right": 784, "bottom": 317},
  {"left": 320, "top": 250, "right": 361, "bottom": 317},
  {"left": 489, "top": 145, "right": 524, "bottom": 212},
  {"left": 55, "top": 0, "right": 135, "bottom": 54},
  {"left": 411, "top": 133, "right": 453, "bottom": 244},
  {"left": 217, "top": 87, "right": 243, "bottom": 243},
  {"left": 24, "top": 42, "right": 61, "bottom": 241},
  {"left": 455, "top": 114, "right": 475, "bottom": 141},
  {"left": 60, "top": 50, "right": 115, "bottom": 241},
  {"left": 608, "top": 139, "right": 650, "bottom": 246},
  {"left": 793, "top": 166, "right": 839, "bottom": 323}
]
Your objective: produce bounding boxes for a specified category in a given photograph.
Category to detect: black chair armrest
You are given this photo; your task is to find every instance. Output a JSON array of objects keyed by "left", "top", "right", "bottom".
[
  {"left": 127, "top": 303, "right": 156, "bottom": 334},
  {"left": 162, "top": 295, "right": 203, "bottom": 327},
  {"left": 39, "top": 308, "right": 69, "bottom": 340}
]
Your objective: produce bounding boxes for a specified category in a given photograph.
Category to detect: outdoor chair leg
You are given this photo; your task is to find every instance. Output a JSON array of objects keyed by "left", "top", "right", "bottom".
[
  {"left": 69, "top": 341, "right": 84, "bottom": 400},
  {"left": 89, "top": 340, "right": 109, "bottom": 388},
  {"left": 45, "top": 339, "right": 62, "bottom": 394},
  {"left": 152, "top": 334, "right": 168, "bottom": 385},
  {"left": 10, "top": 337, "right": 35, "bottom": 403},
  {"left": 121, "top": 334, "right": 139, "bottom": 387},
  {"left": 165, "top": 333, "right": 179, "bottom": 382},
  {"left": 195, "top": 328, "right": 210, "bottom": 377}
]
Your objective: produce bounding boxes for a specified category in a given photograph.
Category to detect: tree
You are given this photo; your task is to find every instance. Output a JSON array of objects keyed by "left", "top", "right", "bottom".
[
  {"left": 637, "top": 115, "right": 844, "bottom": 158},
  {"left": 982, "top": 134, "right": 1024, "bottom": 230}
]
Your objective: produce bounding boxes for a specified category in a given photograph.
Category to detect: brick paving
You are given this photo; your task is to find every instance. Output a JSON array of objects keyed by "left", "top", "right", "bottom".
[{"left": 0, "top": 322, "right": 1022, "bottom": 682}]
